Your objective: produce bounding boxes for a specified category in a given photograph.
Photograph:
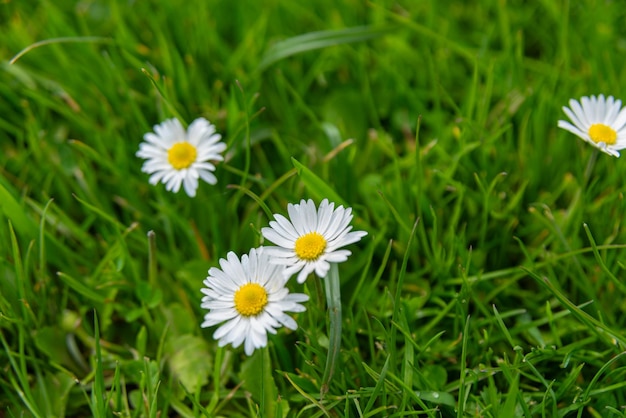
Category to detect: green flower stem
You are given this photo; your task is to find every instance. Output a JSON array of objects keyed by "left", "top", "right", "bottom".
[
  {"left": 583, "top": 148, "right": 598, "bottom": 188},
  {"left": 321, "top": 263, "right": 342, "bottom": 397}
]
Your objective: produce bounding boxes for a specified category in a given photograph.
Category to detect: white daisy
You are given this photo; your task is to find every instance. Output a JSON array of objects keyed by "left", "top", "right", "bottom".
[
  {"left": 558, "top": 94, "right": 626, "bottom": 157},
  {"left": 136, "top": 117, "right": 227, "bottom": 197},
  {"left": 200, "top": 247, "right": 309, "bottom": 356},
  {"left": 261, "top": 199, "right": 367, "bottom": 284}
]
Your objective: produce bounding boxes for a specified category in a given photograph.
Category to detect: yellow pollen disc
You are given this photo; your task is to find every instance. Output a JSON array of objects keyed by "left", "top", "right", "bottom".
[
  {"left": 234, "top": 283, "right": 268, "bottom": 317},
  {"left": 588, "top": 124, "right": 617, "bottom": 145},
  {"left": 167, "top": 142, "right": 197, "bottom": 170},
  {"left": 294, "top": 232, "right": 327, "bottom": 261}
]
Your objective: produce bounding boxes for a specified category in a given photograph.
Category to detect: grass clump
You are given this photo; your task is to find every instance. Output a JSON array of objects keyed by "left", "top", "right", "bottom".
[{"left": 2, "top": 0, "right": 626, "bottom": 417}]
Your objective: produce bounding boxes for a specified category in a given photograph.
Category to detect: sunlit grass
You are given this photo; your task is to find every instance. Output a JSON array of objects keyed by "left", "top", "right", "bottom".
[{"left": 2, "top": 0, "right": 626, "bottom": 416}]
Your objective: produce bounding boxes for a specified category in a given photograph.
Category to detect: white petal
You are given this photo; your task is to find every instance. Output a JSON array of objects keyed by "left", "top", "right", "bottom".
[
  {"left": 183, "top": 175, "right": 198, "bottom": 197},
  {"left": 581, "top": 96, "right": 595, "bottom": 123},
  {"left": 262, "top": 227, "right": 296, "bottom": 248},
  {"left": 296, "top": 263, "right": 316, "bottom": 283},
  {"left": 569, "top": 98, "right": 590, "bottom": 128},
  {"left": 316, "top": 199, "right": 335, "bottom": 232},
  {"left": 328, "top": 230, "right": 367, "bottom": 249},
  {"left": 562, "top": 106, "right": 586, "bottom": 132},
  {"left": 594, "top": 95, "right": 605, "bottom": 122},
  {"left": 213, "top": 316, "right": 242, "bottom": 340},
  {"left": 196, "top": 169, "right": 216, "bottom": 185},
  {"left": 313, "top": 259, "right": 331, "bottom": 278},
  {"left": 604, "top": 96, "right": 620, "bottom": 123},
  {"left": 612, "top": 107, "right": 626, "bottom": 131},
  {"left": 320, "top": 206, "right": 347, "bottom": 238},
  {"left": 285, "top": 293, "right": 310, "bottom": 304},
  {"left": 165, "top": 175, "right": 183, "bottom": 193},
  {"left": 287, "top": 201, "right": 307, "bottom": 236},
  {"left": 283, "top": 260, "right": 306, "bottom": 276},
  {"left": 275, "top": 313, "right": 297, "bottom": 330},
  {"left": 187, "top": 118, "right": 215, "bottom": 146},
  {"left": 324, "top": 250, "right": 351, "bottom": 262},
  {"left": 557, "top": 120, "right": 586, "bottom": 139},
  {"left": 303, "top": 198, "right": 318, "bottom": 232},
  {"left": 193, "top": 162, "right": 217, "bottom": 172},
  {"left": 271, "top": 215, "right": 300, "bottom": 240}
]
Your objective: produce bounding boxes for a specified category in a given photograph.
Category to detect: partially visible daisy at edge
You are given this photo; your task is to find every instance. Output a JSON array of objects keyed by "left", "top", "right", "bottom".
[
  {"left": 136, "top": 117, "right": 227, "bottom": 197},
  {"left": 200, "top": 247, "right": 309, "bottom": 356},
  {"left": 261, "top": 198, "right": 368, "bottom": 284},
  {"left": 558, "top": 94, "right": 626, "bottom": 157}
]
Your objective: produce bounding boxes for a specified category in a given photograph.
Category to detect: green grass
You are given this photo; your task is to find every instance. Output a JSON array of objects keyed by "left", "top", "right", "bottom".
[{"left": 2, "top": 0, "right": 626, "bottom": 416}]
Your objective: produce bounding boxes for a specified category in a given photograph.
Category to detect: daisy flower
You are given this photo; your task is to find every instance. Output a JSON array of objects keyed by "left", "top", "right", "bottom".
[
  {"left": 200, "top": 247, "right": 309, "bottom": 356},
  {"left": 558, "top": 94, "right": 626, "bottom": 157},
  {"left": 136, "top": 117, "right": 227, "bottom": 197},
  {"left": 262, "top": 199, "right": 367, "bottom": 284}
]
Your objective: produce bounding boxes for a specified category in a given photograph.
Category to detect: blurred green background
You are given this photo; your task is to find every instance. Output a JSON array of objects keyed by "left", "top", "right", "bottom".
[{"left": 2, "top": 0, "right": 626, "bottom": 416}]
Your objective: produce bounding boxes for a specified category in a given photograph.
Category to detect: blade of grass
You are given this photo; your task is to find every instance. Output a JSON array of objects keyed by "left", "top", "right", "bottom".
[
  {"left": 0, "top": 183, "right": 38, "bottom": 239},
  {"left": 457, "top": 315, "right": 471, "bottom": 418},
  {"left": 524, "top": 268, "right": 626, "bottom": 349},
  {"left": 90, "top": 312, "right": 106, "bottom": 418},
  {"left": 9, "top": 36, "right": 113, "bottom": 65},
  {"left": 291, "top": 157, "right": 345, "bottom": 205},
  {"left": 362, "top": 355, "right": 390, "bottom": 414},
  {"left": 320, "top": 263, "right": 342, "bottom": 398},
  {"left": 582, "top": 223, "right": 626, "bottom": 295},
  {"left": 258, "top": 26, "right": 393, "bottom": 71},
  {"left": 55, "top": 272, "right": 106, "bottom": 304},
  {"left": 389, "top": 219, "right": 419, "bottom": 373}
]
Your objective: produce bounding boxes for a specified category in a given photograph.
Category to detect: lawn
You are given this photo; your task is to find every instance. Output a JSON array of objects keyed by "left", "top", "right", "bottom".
[{"left": 2, "top": 0, "right": 626, "bottom": 416}]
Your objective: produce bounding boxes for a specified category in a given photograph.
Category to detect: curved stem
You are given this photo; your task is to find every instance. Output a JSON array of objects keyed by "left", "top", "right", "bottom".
[
  {"left": 321, "top": 263, "right": 342, "bottom": 398},
  {"left": 583, "top": 148, "right": 598, "bottom": 188}
]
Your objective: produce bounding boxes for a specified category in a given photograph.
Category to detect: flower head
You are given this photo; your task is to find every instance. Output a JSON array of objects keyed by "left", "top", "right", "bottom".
[
  {"left": 558, "top": 94, "right": 626, "bottom": 157},
  {"left": 262, "top": 199, "right": 367, "bottom": 284},
  {"left": 136, "top": 117, "right": 227, "bottom": 197},
  {"left": 200, "top": 247, "right": 309, "bottom": 356}
]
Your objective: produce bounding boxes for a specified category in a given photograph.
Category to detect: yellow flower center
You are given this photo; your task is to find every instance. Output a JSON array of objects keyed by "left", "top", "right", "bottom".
[
  {"left": 588, "top": 124, "right": 617, "bottom": 145},
  {"left": 234, "top": 283, "right": 268, "bottom": 317},
  {"left": 167, "top": 142, "right": 197, "bottom": 170},
  {"left": 294, "top": 232, "right": 327, "bottom": 261}
]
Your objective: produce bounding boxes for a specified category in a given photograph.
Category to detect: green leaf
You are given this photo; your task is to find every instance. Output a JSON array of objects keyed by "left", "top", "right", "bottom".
[
  {"left": 240, "top": 348, "right": 278, "bottom": 417},
  {"left": 33, "top": 327, "right": 75, "bottom": 370},
  {"left": 31, "top": 371, "right": 76, "bottom": 418},
  {"left": 136, "top": 326, "right": 148, "bottom": 357},
  {"left": 167, "top": 334, "right": 212, "bottom": 393},
  {"left": 0, "top": 181, "right": 37, "bottom": 238},
  {"left": 415, "top": 390, "right": 456, "bottom": 407},
  {"left": 135, "top": 281, "right": 163, "bottom": 308},
  {"left": 422, "top": 364, "right": 448, "bottom": 389},
  {"left": 499, "top": 371, "right": 520, "bottom": 417},
  {"left": 162, "top": 303, "right": 197, "bottom": 336}
]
